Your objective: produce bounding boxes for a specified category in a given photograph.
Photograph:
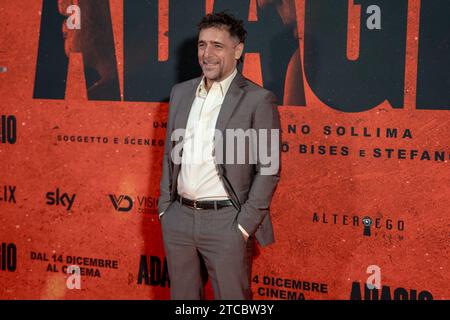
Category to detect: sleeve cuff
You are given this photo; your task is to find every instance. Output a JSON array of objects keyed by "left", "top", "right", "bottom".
[{"left": 238, "top": 224, "right": 249, "bottom": 237}]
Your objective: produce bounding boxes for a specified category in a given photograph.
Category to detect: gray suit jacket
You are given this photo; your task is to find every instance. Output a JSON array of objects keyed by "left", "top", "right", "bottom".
[{"left": 158, "top": 71, "right": 281, "bottom": 247}]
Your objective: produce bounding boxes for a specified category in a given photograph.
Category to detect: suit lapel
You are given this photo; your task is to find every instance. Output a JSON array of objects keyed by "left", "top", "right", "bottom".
[
  {"left": 171, "top": 76, "right": 201, "bottom": 195},
  {"left": 213, "top": 72, "right": 246, "bottom": 209},
  {"left": 215, "top": 71, "right": 246, "bottom": 133},
  {"left": 174, "top": 76, "right": 202, "bottom": 131}
]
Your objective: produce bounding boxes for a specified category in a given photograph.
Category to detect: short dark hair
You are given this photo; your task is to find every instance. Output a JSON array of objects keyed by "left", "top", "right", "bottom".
[{"left": 197, "top": 11, "right": 247, "bottom": 64}]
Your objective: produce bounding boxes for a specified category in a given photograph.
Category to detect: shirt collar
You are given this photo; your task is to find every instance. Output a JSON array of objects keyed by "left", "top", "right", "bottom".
[{"left": 197, "top": 68, "right": 238, "bottom": 98}]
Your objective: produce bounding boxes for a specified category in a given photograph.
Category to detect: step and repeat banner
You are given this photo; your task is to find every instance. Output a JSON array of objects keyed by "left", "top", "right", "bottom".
[{"left": 0, "top": 0, "right": 448, "bottom": 300}]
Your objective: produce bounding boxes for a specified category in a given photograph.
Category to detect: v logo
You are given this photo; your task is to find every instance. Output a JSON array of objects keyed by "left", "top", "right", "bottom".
[{"left": 109, "top": 194, "right": 133, "bottom": 212}]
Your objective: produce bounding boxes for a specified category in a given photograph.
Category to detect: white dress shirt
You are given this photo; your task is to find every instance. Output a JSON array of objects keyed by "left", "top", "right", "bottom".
[
  {"left": 160, "top": 68, "right": 248, "bottom": 238},
  {"left": 177, "top": 68, "right": 237, "bottom": 201}
]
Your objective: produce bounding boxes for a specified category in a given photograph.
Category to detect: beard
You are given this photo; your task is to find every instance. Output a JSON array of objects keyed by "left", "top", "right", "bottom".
[{"left": 201, "top": 62, "right": 222, "bottom": 81}]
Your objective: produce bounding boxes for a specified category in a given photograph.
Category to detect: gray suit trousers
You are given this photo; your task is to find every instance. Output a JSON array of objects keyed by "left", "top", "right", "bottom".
[{"left": 160, "top": 199, "right": 255, "bottom": 300}]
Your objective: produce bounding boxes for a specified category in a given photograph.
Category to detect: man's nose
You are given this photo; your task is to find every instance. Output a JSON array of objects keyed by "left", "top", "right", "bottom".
[{"left": 203, "top": 45, "right": 213, "bottom": 59}]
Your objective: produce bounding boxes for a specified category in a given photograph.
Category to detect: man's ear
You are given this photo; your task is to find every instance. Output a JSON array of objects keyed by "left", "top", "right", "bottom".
[{"left": 235, "top": 42, "right": 244, "bottom": 60}]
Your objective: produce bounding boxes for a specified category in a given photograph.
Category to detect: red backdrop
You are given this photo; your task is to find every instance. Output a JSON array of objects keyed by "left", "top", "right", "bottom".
[{"left": 0, "top": 0, "right": 448, "bottom": 300}]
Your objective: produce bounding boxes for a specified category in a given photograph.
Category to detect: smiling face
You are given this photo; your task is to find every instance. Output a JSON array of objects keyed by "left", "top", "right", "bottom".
[{"left": 197, "top": 27, "right": 244, "bottom": 88}]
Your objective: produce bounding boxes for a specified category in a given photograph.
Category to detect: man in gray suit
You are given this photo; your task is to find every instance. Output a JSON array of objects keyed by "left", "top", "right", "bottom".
[{"left": 158, "top": 11, "right": 281, "bottom": 300}]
